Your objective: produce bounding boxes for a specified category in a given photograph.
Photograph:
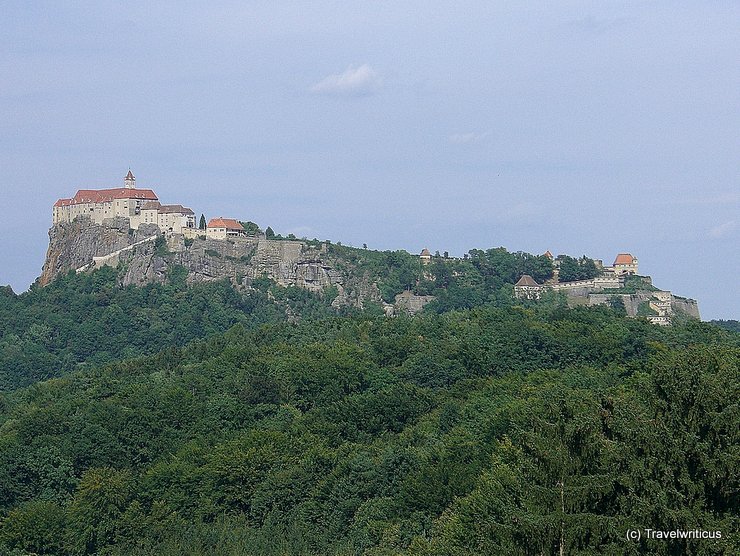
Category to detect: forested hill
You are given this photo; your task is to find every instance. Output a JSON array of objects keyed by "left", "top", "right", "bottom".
[
  {"left": 0, "top": 304, "right": 738, "bottom": 555},
  {"left": 0, "top": 267, "right": 352, "bottom": 392},
  {"left": 0, "top": 244, "right": 554, "bottom": 392},
  {"left": 0, "top": 243, "right": 736, "bottom": 554}
]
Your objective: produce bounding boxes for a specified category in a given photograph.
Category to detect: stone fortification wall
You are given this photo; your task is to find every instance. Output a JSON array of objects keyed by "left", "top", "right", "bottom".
[
  {"left": 39, "top": 219, "right": 700, "bottom": 320},
  {"left": 557, "top": 285, "right": 595, "bottom": 298},
  {"left": 551, "top": 275, "right": 624, "bottom": 293},
  {"left": 671, "top": 297, "right": 701, "bottom": 319},
  {"left": 588, "top": 293, "right": 650, "bottom": 317},
  {"left": 394, "top": 291, "right": 436, "bottom": 315},
  {"left": 588, "top": 292, "right": 700, "bottom": 320}
]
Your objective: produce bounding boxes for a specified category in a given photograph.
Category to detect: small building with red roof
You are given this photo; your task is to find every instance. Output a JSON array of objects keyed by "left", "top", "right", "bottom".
[
  {"left": 612, "top": 253, "right": 638, "bottom": 275},
  {"left": 206, "top": 217, "right": 246, "bottom": 240}
]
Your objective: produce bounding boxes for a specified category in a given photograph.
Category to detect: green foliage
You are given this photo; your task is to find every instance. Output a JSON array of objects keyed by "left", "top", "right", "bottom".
[
  {"left": 608, "top": 295, "right": 627, "bottom": 314},
  {"left": 0, "top": 268, "right": 340, "bottom": 391},
  {"left": 0, "top": 299, "right": 737, "bottom": 554},
  {"left": 709, "top": 320, "right": 740, "bottom": 333},
  {"left": 0, "top": 240, "right": 736, "bottom": 554},
  {"left": 328, "top": 245, "right": 422, "bottom": 303},
  {"left": 166, "top": 265, "right": 188, "bottom": 287},
  {"left": 637, "top": 300, "right": 658, "bottom": 316},
  {"left": 324, "top": 244, "right": 553, "bottom": 309},
  {"left": 557, "top": 255, "right": 600, "bottom": 282},
  {"left": 240, "top": 221, "right": 261, "bottom": 235},
  {"left": 198, "top": 214, "right": 206, "bottom": 230},
  {"left": 0, "top": 500, "right": 67, "bottom": 555},
  {"left": 265, "top": 226, "right": 275, "bottom": 239},
  {"left": 154, "top": 235, "right": 169, "bottom": 257},
  {"left": 66, "top": 468, "right": 132, "bottom": 554}
]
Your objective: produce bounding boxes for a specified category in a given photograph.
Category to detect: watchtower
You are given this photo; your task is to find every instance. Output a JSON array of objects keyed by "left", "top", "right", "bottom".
[{"left": 124, "top": 169, "right": 136, "bottom": 189}]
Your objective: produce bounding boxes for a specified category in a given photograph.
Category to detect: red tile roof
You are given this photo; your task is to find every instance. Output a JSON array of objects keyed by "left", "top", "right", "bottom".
[
  {"left": 207, "top": 217, "right": 243, "bottom": 230},
  {"left": 613, "top": 253, "right": 636, "bottom": 265},
  {"left": 420, "top": 248, "right": 431, "bottom": 257},
  {"left": 544, "top": 250, "right": 553, "bottom": 259},
  {"left": 54, "top": 188, "right": 158, "bottom": 207}
]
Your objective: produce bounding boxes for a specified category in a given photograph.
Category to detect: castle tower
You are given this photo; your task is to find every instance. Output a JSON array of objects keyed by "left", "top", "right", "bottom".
[{"left": 124, "top": 169, "right": 136, "bottom": 189}]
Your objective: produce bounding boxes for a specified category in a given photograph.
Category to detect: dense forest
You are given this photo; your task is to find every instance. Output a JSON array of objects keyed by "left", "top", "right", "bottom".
[
  {"left": 0, "top": 245, "right": 556, "bottom": 392},
  {"left": 0, "top": 268, "right": 342, "bottom": 391},
  {"left": 0, "top": 251, "right": 737, "bottom": 554}
]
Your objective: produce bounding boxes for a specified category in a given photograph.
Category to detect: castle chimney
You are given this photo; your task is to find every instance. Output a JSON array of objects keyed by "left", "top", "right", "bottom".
[{"left": 124, "top": 169, "right": 136, "bottom": 189}]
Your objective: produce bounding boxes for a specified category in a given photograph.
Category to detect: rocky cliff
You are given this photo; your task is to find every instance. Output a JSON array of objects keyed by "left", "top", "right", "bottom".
[
  {"left": 40, "top": 218, "right": 698, "bottom": 322},
  {"left": 40, "top": 218, "right": 147, "bottom": 286},
  {"left": 40, "top": 219, "right": 394, "bottom": 310}
]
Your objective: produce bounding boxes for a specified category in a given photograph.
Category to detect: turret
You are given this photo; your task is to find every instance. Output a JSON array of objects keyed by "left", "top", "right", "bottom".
[{"left": 124, "top": 169, "right": 136, "bottom": 189}]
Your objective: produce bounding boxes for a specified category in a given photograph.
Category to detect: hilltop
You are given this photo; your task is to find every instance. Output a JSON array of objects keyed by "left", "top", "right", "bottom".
[{"left": 42, "top": 171, "right": 700, "bottom": 324}]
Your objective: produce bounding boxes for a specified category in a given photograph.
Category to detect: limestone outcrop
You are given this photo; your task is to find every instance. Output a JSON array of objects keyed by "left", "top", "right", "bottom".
[
  {"left": 40, "top": 218, "right": 699, "bottom": 324},
  {"left": 40, "top": 219, "right": 390, "bottom": 310},
  {"left": 40, "top": 218, "right": 159, "bottom": 286}
]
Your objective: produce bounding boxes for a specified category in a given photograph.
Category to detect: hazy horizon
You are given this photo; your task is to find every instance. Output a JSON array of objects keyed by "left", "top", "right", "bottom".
[{"left": 1, "top": 1, "right": 738, "bottom": 319}]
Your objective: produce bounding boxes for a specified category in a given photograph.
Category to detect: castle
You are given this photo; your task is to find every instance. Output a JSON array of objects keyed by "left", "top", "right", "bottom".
[
  {"left": 52, "top": 171, "right": 255, "bottom": 241},
  {"left": 49, "top": 172, "right": 698, "bottom": 323},
  {"left": 53, "top": 171, "right": 197, "bottom": 235},
  {"left": 513, "top": 252, "right": 639, "bottom": 297},
  {"left": 513, "top": 252, "right": 698, "bottom": 324}
]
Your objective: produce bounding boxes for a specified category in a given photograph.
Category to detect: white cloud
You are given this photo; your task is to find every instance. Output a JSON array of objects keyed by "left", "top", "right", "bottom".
[
  {"left": 449, "top": 131, "right": 489, "bottom": 144},
  {"left": 709, "top": 220, "right": 736, "bottom": 238},
  {"left": 310, "top": 64, "right": 382, "bottom": 96}
]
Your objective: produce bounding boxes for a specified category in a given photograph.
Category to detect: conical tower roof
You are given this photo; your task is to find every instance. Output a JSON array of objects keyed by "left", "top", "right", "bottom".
[{"left": 515, "top": 274, "right": 540, "bottom": 287}]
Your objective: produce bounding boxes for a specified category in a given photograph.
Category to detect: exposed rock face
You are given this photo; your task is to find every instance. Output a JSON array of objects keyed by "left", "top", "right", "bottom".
[
  {"left": 39, "top": 219, "right": 388, "bottom": 309},
  {"left": 39, "top": 218, "right": 158, "bottom": 286},
  {"left": 394, "top": 291, "right": 436, "bottom": 315},
  {"left": 44, "top": 219, "right": 699, "bottom": 322}
]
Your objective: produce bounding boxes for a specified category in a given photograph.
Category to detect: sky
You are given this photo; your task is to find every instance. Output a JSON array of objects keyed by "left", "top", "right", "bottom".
[{"left": 1, "top": 1, "right": 738, "bottom": 319}]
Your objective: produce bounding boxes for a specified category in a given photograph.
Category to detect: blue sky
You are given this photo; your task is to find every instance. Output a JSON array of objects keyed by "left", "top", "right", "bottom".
[{"left": 1, "top": 1, "right": 738, "bottom": 319}]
